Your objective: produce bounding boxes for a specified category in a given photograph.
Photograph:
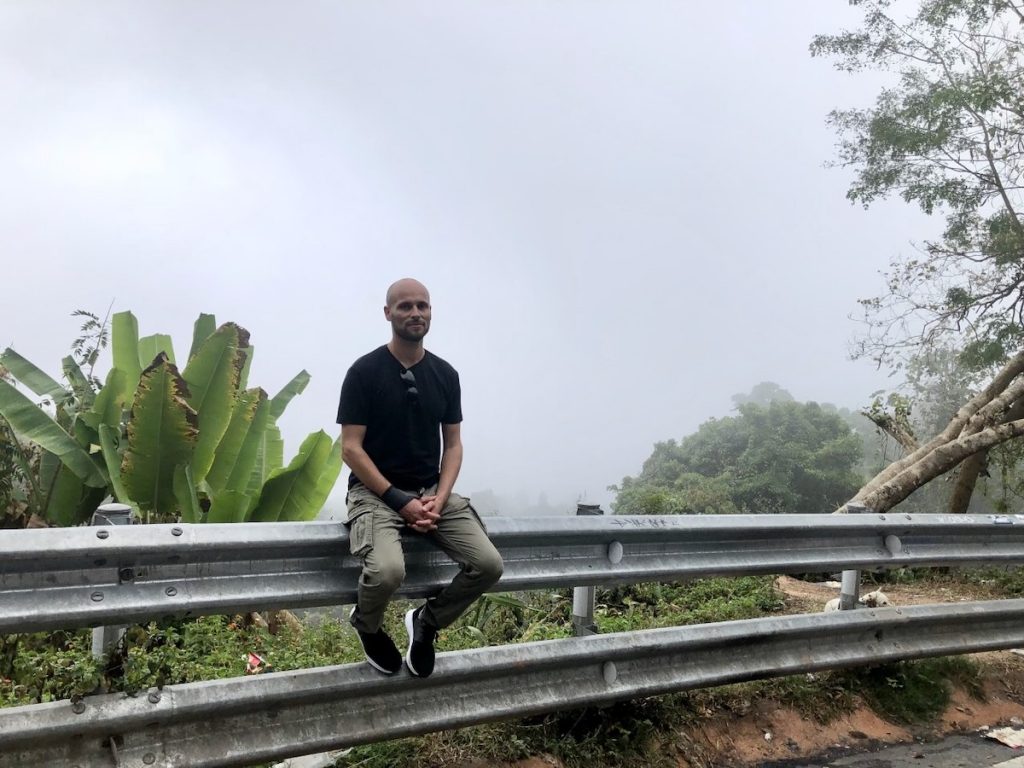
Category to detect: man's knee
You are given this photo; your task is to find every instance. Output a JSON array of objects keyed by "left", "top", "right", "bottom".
[
  {"left": 365, "top": 559, "right": 406, "bottom": 594},
  {"left": 474, "top": 548, "right": 504, "bottom": 586}
]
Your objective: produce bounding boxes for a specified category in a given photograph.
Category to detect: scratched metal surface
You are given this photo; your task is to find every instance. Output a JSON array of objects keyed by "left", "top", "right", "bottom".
[
  {"left": 0, "top": 514, "right": 1023, "bottom": 632},
  {"left": 2, "top": 599, "right": 1023, "bottom": 768}
]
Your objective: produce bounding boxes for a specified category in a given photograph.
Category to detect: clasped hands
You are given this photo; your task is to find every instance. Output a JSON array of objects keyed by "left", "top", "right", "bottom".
[{"left": 400, "top": 494, "right": 445, "bottom": 532}]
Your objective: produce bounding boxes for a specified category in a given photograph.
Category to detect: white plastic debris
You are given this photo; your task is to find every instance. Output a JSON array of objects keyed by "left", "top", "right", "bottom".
[{"left": 985, "top": 727, "right": 1024, "bottom": 748}]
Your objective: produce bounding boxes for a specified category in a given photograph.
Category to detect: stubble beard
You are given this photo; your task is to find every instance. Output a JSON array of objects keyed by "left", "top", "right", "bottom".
[{"left": 394, "top": 321, "right": 429, "bottom": 342}]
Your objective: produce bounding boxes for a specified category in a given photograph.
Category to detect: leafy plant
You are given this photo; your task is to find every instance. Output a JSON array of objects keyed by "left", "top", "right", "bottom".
[
  {"left": 0, "top": 311, "right": 341, "bottom": 525},
  {"left": 69, "top": 306, "right": 112, "bottom": 391},
  {"left": 856, "top": 657, "right": 981, "bottom": 724}
]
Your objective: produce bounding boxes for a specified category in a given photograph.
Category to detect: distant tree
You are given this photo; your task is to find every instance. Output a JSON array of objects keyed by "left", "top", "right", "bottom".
[
  {"left": 613, "top": 400, "right": 863, "bottom": 515},
  {"left": 815, "top": 402, "right": 892, "bottom": 479},
  {"left": 731, "top": 382, "right": 795, "bottom": 408}
]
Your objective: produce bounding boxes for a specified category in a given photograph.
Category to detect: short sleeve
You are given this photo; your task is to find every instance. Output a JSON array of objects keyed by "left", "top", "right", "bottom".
[
  {"left": 337, "top": 366, "right": 368, "bottom": 425},
  {"left": 443, "top": 369, "right": 462, "bottom": 424}
]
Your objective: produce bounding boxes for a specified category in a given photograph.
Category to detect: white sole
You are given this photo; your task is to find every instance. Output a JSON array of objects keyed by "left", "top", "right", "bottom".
[{"left": 404, "top": 608, "right": 423, "bottom": 677}]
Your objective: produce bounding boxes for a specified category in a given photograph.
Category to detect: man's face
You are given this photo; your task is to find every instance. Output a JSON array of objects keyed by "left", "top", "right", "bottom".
[{"left": 384, "top": 283, "right": 431, "bottom": 342}]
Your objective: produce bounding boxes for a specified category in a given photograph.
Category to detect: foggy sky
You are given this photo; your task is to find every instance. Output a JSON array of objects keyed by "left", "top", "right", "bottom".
[{"left": 0, "top": 2, "right": 937, "bottom": 513}]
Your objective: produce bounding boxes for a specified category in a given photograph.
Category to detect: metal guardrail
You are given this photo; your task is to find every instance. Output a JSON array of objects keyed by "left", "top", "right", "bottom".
[
  {"left": 1, "top": 599, "right": 1022, "bottom": 768},
  {"left": 1, "top": 513, "right": 1023, "bottom": 633}
]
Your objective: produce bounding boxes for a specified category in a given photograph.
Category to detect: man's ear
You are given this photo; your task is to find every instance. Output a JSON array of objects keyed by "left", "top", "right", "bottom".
[{"left": 383, "top": 305, "right": 392, "bottom": 320}]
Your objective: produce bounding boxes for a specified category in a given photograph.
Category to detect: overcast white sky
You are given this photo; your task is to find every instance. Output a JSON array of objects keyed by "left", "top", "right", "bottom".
[{"left": 1, "top": 2, "right": 936, "bottom": 514}]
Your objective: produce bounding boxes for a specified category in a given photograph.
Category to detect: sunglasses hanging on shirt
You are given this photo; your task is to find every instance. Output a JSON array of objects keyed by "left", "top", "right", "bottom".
[{"left": 400, "top": 369, "right": 419, "bottom": 405}]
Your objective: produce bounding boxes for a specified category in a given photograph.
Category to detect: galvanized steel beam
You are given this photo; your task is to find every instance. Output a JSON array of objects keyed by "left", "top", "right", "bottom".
[
  {"left": 1, "top": 599, "right": 1022, "bottom": 768},
  {"left": 1, "top": 513, "right": 1023, "bottom": 633}
]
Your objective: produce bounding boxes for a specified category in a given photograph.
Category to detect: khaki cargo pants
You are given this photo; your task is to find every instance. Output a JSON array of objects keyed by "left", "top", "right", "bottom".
[{"left": 346, "top": 483, "right": 504, "bottom": 633}]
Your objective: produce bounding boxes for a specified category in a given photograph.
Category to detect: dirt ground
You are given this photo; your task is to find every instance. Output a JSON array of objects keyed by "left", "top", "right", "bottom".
[
  {"left": 670, "top": 666, "right": 1024, "bottom": 768},
  {"left": 772, "top": 573, "right": 1010, "bottom": 613},
  {"left": 490, "top": 576, "right": 1024, "bottom": 768}
]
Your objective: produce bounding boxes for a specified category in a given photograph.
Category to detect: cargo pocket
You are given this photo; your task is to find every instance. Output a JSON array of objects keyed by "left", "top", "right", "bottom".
[{"left": 348, "top": 511, "right": 374, "bottom": 557}]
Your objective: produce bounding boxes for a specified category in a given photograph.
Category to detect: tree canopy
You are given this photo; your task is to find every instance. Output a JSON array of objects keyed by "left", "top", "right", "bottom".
[
  {"left": 811, "top": 0, "right": 1024, "bottom": 367},
  {"left": 613, "top": 397, "right": 863, "bottom": 515},
  {"left": 810, "top": 1, "right": 1024, "bottom": 515}
]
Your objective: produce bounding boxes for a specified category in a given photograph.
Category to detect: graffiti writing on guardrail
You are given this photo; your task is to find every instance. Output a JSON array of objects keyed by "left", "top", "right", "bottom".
[{"left": 609, "top": 518, "right": 682, "bottom": 528}]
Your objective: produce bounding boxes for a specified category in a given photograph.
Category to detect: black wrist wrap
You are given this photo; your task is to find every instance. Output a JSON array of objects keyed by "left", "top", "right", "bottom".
[{"left": 381, "top": 485, "right": 415, "bottom": 513}]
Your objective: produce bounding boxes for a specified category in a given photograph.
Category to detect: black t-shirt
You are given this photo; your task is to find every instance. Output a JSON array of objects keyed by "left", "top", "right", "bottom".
[{"left": 337, "top": 345, "right": 462, "bottom": 490}]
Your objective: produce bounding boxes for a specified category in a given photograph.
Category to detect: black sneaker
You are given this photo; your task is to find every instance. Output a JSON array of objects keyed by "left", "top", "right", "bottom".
[
  {"left": 404, "top": 606, "right": 438, "bottom": 678},
  {"left": 350, "top": 608, "right": 402, "bottom": 674}
]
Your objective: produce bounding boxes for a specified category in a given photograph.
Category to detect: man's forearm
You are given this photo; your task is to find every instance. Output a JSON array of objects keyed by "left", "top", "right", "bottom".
[
  {"left": 341, "top": 443, "right": 393, "bottom": 497},
  {"left": 435, "top": 443, "right": 463, "bottom": 500}
]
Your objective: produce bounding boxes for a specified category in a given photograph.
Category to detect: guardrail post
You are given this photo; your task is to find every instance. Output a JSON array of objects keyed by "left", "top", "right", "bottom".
[
  {"left": 839, "top": 502, "right": 868, "bottom": 610},
  {"left": 572, "top": 503, "right": 604, "bottom": 636},
  {"left": 90, "top": 503, "right": 134, "bottom": 660}
]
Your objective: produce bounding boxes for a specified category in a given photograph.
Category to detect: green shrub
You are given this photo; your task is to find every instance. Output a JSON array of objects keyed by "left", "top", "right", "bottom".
[
  {"left": 0, "top": 631, "right": 100, "bottom": 705},
  {"left": 855, "top": 657, "right": 982, "bottom": 724}
]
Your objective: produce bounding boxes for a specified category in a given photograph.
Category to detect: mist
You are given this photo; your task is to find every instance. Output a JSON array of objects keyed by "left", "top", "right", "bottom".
[{"left": 0, "top": 2, "right": 936, "bottom": 518}]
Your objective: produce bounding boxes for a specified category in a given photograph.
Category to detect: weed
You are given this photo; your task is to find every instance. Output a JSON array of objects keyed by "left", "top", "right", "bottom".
[
  {"left": 853, "top": 657, "right": 981, "bottom": 724},
  {"left": 336, "top": 738, "right": 420, "bottom": 768}
]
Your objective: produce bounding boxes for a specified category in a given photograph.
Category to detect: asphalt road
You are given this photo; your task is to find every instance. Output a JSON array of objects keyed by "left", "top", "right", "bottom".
[{"left": 762, "top": 733, "right": 1024, "bottom": 768}]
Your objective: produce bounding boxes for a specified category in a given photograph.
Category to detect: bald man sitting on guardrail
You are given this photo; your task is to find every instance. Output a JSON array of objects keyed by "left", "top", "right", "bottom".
[{"left": 337, "top": 278, "right": 503, "bottom": 678}]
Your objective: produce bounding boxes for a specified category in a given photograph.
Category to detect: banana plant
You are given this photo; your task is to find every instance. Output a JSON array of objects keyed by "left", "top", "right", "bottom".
[{"left": 0, "top": 311, "right": 341, "bottom": 525}]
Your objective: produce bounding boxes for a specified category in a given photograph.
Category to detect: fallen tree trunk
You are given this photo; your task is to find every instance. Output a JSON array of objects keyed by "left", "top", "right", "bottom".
[
  {"left": 947, "top": 449, "right": 989, "bottom": 515},
  {"left": 862, "top": 410, "right": 919, "bottom": 454},
  {"left": 838, "top": 350, "right": 1024, "bottom": 515}
]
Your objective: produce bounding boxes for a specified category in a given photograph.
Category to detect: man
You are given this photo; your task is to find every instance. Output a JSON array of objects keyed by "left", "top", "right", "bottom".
[{"left": 337, "top": 278, "right": 504, "bottom": 678}]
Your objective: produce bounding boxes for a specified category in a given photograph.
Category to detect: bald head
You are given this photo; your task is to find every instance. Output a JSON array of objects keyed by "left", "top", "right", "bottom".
[
  {"left": 386, "top": 278, "right": 430, "bottom": 308},
  {"left": 384, "top": 278, "right": 432, "bottom": 344}
]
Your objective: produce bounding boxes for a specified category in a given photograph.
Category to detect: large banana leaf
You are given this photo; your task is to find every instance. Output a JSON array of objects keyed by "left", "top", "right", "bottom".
[
  {"left": 182, "top": 324, "right": 249, "bottom": 483},
  {"left": 248, "top": 423, "right": 284, "bottom": 496},
  {"left": 207, "top": 490, "right": 253, "bottom": 523},
  {"left": 204, "top": 388, "right": 269, "bottom": 495},
  {"left": 269, "top": 370, "right": 311, "bottom": 421},
  {"left": 44, "top": 465, "right": 105, "bottom": 527},
  {"left": 0, "top": 379, "right": 106, "bottom": 487},
  {"left": 81, "top": 368, "right": 129, "bottom": 433},
  {"left": 249, "top": 431, "right": 342, "bottom": 522},
  {"left": 38, "top": 448, "right": 61, "bottom": 501},
  {"left": 239, "top": 347, "right": 254, "bottom": 392},
  {"left": 98, "top": 423, "right": 139, "bottom": 514},
  {"left": 0, "top": 349, "right": 67, "bottom": 403},
  {"left": 226, "top": 393, "right": 271, "bottom": 494},
  {"left": 112, "top": 311, "right": 142, "bottom": 389},
  {"left": 121, "top": 354, "right": 198, "bottom": 516},
  {"left": 173, "top": 464, "right": 201, "bottom": 523},
  {"left": 138, "top": 334, "right": 176, "bottom": 367},
  {"left": 188, "top": 313, "right": 217, "bottom": 362},
  {"left": 70, "top": 414, "right": 99, "bottom": 453}
]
